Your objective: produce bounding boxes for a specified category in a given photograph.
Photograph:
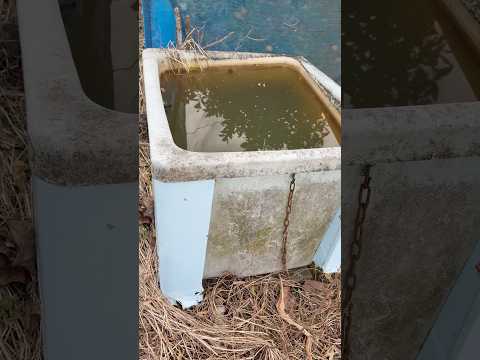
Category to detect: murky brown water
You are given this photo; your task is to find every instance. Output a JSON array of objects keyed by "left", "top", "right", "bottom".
[
  {"left": 343, "top": 0, "right": 480, "bottom": 108},
  {"left": 160, "top": 66, "right": 339, "bottom": 152}
]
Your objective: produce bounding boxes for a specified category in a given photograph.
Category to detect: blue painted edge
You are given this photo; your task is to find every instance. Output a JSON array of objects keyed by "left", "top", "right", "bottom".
[
  {"left": 142, "top": 0, "right": 176, "bottom": 48},
  {"left": 416, "top": 238, "right": 480, "bottom": 359},
  {"left": 153, "top": 178, "right": 215, "bottom": 308},
  {"left": 313, "top": 208, "right": 341, "bottom": 273}
]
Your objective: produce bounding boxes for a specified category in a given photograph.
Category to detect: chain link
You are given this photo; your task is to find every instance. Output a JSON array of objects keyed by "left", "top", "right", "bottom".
[
  {"left": 342, "top": 164, "right": 372, "bottom": 359},
  {"left": 281, "top": 173, "right": 296, "bottom": 273}
]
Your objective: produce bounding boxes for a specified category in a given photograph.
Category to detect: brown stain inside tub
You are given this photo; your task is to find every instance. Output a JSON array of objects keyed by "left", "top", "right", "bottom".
[{"left": 160, "top": 65, "right": 340, "bottom": 152}]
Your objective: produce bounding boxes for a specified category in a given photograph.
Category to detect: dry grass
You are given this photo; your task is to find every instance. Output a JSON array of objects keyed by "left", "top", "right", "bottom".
[
  {"left": 0, "top": 0, "right": 42, "bottom": 359},
  {"left": 139, "top": 225, "right": 341, "bottom": 359},
  {"left": 138, "top": 7, "right": 341, "bottom": 359},
  {"left": 162, "top": 26, "right": 211, "bottom": 74}
]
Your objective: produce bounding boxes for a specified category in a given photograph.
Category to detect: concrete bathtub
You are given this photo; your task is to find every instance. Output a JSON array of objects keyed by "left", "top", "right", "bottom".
[
  {"left": 17, "top": 1, "right": 138, "bottom": 359},
  {"left": 142, "top": 49, "right": 341, "bottom": 307}
]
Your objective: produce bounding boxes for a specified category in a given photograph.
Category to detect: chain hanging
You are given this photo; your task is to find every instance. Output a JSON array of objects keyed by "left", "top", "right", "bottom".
[
  {"left": 342, "top": 164, "right": 372, "bottom": 359},
  {"left": 281, "top": 173, "right": 296, "bottom": 274}
]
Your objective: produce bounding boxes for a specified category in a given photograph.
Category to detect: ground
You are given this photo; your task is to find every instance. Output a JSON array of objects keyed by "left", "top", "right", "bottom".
[{"left": 0, "top": 1, "right": 41, "bottom": 359}]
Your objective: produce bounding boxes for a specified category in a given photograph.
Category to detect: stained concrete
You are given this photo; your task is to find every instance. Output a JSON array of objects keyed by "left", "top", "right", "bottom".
[
  {"left": 143, "top": 49, "right": 341, "bottom": 183},
  {"left": 18, "top": 3, "right": 139, "bottom": 359},
  {"left": 417, "top": 237, "right": 480, "bottom": 359},
  {"left": 205, "top": 171, "right": 340, "bottom": 278},
  {"left": 343, "top": 105, "right": 480, "bottom": 360},
  {"left": 17, "top": 0, "right": 137, "bottom": 185},
  {"left": 343, "top": 102, "right": 480, "bottom": 166},
  {"left": 344, "top": 159, "right": 480, "bottom": 360},
  {"left": 143, "top": 49, "right": 341, "bottom": 279}
]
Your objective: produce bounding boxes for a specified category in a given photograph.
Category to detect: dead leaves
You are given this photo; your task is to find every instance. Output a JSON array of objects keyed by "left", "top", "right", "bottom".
[
  {"left": 139, "top": 197, "right": 154, "bottom": 225},
  {"left": 139, "top": 198, "right": 156, "bottom": 247},
  {"left": 9, "top": 220, "right": 35, "bottom": 271},
  {"left": 0, "top": 219, "right": 35, "bottom": 287},
  {"left": 303, "top": 279, "right": 328, "bottom": 293},
  {"left": 0, "top": 267, "right": 28, "bottom": 286}
]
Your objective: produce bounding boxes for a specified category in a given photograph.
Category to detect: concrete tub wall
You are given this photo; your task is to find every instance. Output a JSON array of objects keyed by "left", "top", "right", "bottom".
[
  {"left": 417, "top": 237, "right": 480, "bottom": 360},
  {"left": 143, "top": 49, "right": 341, "bottom": 306},
  {"left": 153, "top": 169, "right": 340, "bottom": 308},
  {"left": 17, "top": 1, "right": 138, "bottom": 358},
  {"left": 342, "top": 103, "right": 480, "bottom": 359},
  {"left": 343, "top": 158, "right": 480, "bottom": 360},
  {"left": 205, "top": 171, "right": 340, "bottom": 278}
]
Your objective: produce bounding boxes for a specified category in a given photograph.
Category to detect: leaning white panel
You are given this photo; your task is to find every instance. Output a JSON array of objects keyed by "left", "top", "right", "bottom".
[
  {"left": 314, "top": 208, "right": 341, "bottom": 272},
  {"left": 153, "top": 179, "right": 215, "bottom": 308}
]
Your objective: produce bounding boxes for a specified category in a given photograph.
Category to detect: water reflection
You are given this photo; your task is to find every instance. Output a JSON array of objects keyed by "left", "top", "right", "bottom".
[
  {"left": 162, "top": 66, "right": 338, "bottom": 152},
  {"left": 343, "top": 0, "right": 480, "bottom": 108}
]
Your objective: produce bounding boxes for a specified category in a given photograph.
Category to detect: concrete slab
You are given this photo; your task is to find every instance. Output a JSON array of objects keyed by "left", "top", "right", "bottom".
[
  {"left": 345, "top": 158, "right": 480, "bottom": 359},
  {"left": 17, "top": 0, "right": 137, "bottom": 185}
]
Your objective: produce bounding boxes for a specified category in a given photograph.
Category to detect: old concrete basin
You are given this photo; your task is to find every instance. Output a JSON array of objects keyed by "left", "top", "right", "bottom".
[
  {"left": 142, "top": 49, "right": 341, "bottom": 307},
  {"left": 17, "top": 1, "right": 138, "bottom": 359}
]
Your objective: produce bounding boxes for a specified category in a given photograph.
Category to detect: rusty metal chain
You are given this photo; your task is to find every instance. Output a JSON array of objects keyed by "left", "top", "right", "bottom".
[
  {"left": 281, "top": 173, "right": 296, "bottom": 273},
  {"left": 342, "top": 164, "right": 372, "bottom": 359}
]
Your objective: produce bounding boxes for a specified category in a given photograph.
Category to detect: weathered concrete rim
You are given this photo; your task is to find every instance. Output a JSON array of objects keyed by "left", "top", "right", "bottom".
[
  {"left": 17, "top": 0, "right": 137, "bottom": 186},
  {"left": 143, "top": 49, "right": 341, "bottom": 182},
  {"left": 343, "top": 101, "right": 480, "bottom": 165}
]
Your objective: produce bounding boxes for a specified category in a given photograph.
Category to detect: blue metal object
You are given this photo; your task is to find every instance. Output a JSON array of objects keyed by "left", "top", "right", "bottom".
[
  {"left": 169, "top": 0, "right": 341, "bottom": 83},
  {"left": 142, "top": 0, "right": 176, "bottom": 48},
  {"left": 142, "top": 0, "right": 340, "bottom": 82},
  {"left": 314, "top": 208, "right": 341, "bottom": 272},
  {"left": 153, "top": 178, "right": 215, "bottom": 308}
]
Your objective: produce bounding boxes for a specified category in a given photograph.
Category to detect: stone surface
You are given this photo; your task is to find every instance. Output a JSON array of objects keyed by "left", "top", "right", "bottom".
[
  {"left": 343, "top": 103, "right": 480, "bottom": 360},
  {"left": 343, "top": 103, "right": 480, "bottom": 166},
  {"left": 18, "top": 0, "right": 137, "bottom": 185},
  {"left": 344, "top": 159, "right": 480, "bottom": 360},
  {"left": 204, "top": 170, "right": 340, "bottom": 277}
]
